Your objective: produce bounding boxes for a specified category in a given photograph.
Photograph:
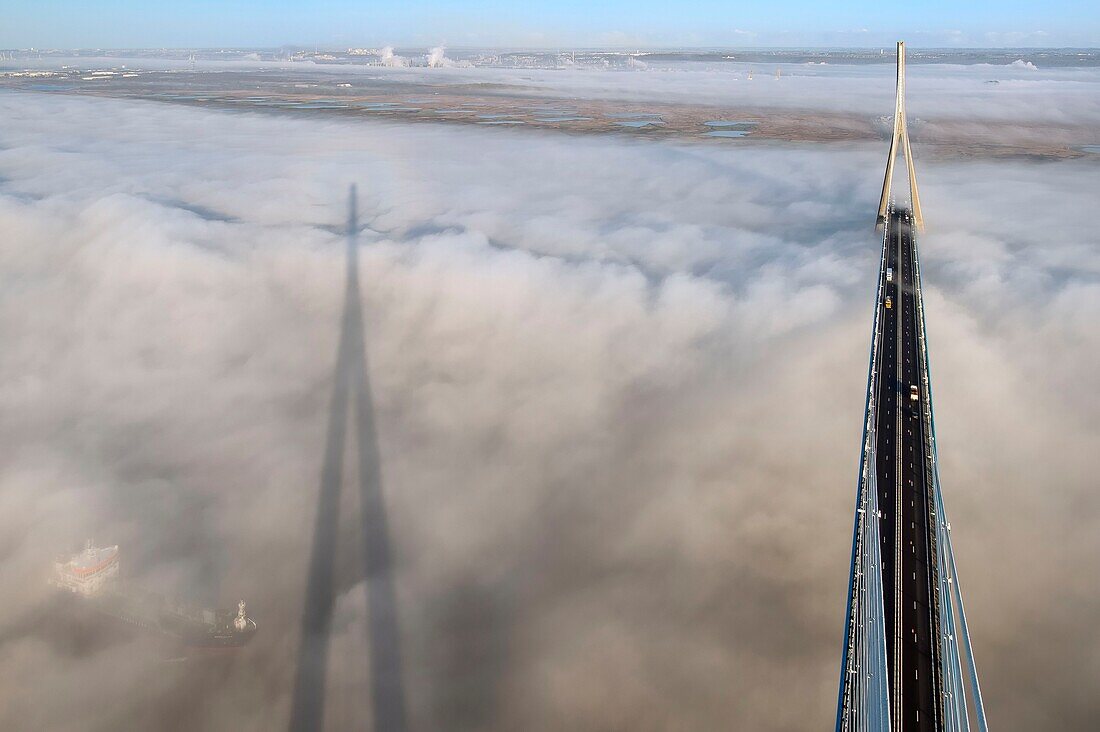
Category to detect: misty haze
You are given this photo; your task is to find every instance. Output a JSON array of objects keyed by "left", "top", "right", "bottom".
[{"left": 2, "top": 4, "right": 1099, "bottom": 732}]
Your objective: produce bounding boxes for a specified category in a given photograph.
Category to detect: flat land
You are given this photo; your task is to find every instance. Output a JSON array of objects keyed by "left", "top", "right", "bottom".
[{"left": 3, "top": 68, "right": 1094, "bottom": 160}]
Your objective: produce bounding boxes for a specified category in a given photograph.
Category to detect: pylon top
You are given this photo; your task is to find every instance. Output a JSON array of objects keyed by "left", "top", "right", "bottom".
[{"left": 876, "top": 41, "right": 924, "bottom": 231}]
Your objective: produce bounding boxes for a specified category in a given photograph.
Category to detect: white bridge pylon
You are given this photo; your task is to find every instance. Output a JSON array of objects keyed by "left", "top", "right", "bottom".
[{"left": 877, "top": 41, "right": 924, "bottom": 232}]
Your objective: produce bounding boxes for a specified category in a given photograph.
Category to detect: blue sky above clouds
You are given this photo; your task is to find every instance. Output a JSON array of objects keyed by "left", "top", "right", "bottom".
[{"left": 2, "top": 0, "right": 1098, "bottom": 48}]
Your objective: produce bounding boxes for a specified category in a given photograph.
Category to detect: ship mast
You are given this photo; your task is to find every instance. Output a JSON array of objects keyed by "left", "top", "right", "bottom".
[{"left": 235, "top": 600, "right": 249, "bottom": 631}]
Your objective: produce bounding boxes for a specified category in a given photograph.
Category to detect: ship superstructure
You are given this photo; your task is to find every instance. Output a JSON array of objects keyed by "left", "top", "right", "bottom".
[{"left": 52, "top": 540, "right": 119, "bottom": 596}]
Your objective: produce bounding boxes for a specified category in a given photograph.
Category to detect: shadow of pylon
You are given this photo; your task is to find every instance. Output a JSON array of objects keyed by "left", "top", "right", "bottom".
[{"left": 289, "top": 184, "right": 409, "bottom": 732}]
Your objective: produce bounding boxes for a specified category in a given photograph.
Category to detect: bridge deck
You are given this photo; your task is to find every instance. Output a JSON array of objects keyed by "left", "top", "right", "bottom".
[{"left": 872, "top": 209, "right": 943, "bottom": 729}]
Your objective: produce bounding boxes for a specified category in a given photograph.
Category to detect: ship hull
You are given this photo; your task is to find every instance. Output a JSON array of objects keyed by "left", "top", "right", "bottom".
[{"left": 54, "top": 584, "right": 257, "bottom": 650}]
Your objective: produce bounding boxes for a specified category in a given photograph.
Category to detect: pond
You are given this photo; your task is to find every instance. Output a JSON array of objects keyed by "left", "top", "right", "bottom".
[{"left": 535, "top": 116, "right": 591, "bottom": 123}]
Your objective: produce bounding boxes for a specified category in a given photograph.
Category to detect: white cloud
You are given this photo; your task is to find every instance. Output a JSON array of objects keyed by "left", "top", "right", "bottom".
[{"left": 0, "top": 84, "right": 1097, "bottom": 730}]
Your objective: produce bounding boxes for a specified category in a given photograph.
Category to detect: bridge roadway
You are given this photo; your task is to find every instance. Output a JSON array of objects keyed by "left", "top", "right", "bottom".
[{"left": 873, "top": 208, "right": 943, "bottom": 730}]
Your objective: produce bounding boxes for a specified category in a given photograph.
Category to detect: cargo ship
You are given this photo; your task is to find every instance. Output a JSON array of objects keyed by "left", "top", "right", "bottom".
[{"left": 52, "top": 540, "right": 257, "bottom": 648}]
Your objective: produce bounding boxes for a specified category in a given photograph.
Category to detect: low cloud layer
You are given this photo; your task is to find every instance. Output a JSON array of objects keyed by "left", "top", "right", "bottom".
[{"left": 0, "top": 87, "right": 1097, "bottom": 730}]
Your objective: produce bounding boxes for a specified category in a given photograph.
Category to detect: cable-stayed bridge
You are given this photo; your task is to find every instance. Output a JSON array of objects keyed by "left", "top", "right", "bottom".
[{"left": 836, "top": 42, "right": 987, "bottom": 732}]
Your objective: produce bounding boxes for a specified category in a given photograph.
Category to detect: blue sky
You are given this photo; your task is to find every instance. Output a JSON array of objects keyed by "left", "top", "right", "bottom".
[{"left": 2, "top": 0, "right": 1098, "bottom": 49}]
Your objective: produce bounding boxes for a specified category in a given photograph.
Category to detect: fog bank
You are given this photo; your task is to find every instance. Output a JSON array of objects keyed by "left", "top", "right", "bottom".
[{"left": 0, "top": 89, "right": 1097, "bottom": 730}]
